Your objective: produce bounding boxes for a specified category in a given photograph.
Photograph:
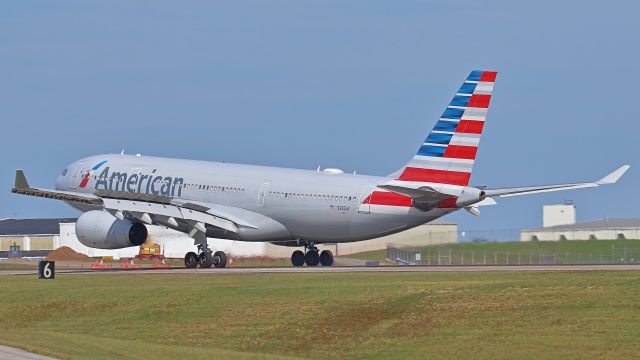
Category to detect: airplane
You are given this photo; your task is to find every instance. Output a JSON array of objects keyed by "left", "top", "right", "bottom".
[{"left": 11, "top": 70, "right": 629, "bottom": 268}]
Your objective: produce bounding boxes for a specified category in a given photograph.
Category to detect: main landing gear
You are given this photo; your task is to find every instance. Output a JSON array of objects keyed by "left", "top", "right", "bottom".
[
  {"left": 291, "top": 242, "right": 334, "bottom": 267},
  {"left": 185, "top": 244, "right": 227, "bottom": 269}
]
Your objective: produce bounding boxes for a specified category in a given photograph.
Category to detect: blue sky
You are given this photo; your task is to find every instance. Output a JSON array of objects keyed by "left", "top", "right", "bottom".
[{"left": 1, "top": 0, "right": 638, "bottom": 233}]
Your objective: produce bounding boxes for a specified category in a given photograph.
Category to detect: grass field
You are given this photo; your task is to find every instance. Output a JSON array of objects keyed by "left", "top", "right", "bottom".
[
  {"left": 348, "top": 239, "right": 640, "bottom": 263},
  {"left": 0, "top": 262, "right": 37, "bottom": 270},
  {"left": 0, "top": 258, "right": 292, "bottom": 271},
  {"left": 1, "top": 271, "right": 639, "bottom": 359}
]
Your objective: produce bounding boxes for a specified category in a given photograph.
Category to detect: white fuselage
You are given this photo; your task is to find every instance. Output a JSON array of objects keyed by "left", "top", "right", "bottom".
[{"left": 56, "top": 154, "right": 458, "bottom": 243}]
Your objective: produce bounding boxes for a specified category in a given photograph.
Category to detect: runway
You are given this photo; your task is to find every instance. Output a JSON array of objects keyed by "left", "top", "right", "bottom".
[
  {"left": 2, "top": 264, "right": 640, "bottom": 276},
  {"left": 0, "top": 345, "right": 56, "bottom": 360}
]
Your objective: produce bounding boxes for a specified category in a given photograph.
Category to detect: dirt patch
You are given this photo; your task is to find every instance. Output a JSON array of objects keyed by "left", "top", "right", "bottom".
[{"left": 46, "top": 246, "right": 90, "bottom": 261}]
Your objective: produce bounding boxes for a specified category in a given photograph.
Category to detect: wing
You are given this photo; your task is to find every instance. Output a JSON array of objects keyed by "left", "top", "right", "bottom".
[
  {"left": 484, "top": 165, "right": 630, "bottom": 198},
  {"left": 10, "top": 169, "right": 257, "bottom": 236}
]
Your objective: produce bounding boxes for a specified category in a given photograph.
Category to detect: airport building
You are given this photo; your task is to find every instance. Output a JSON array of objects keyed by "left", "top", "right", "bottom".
[
  {"left": 0, "top": 218, "right": 74, "bottom": 257},
  {"left": 520, "top": 203, "right": 640, "bottom": 241},
  {"left": 1, "top": 217, "right": 457, "bottom": 259}
]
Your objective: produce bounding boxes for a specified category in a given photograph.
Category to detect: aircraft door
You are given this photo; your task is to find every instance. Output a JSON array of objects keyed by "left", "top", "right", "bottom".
[
  {"left": 257, "top": 182, "right": 269, "bottom": 206},
  {"left": 71, "top": 163, "right": 86, "bottom": 189},
  {"left": 357, "top": 185, "right": 375, "bottom": 213}
]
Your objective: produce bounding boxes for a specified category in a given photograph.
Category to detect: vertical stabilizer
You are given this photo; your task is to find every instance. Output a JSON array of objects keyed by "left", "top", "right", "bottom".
[{"left": 397, "top": 70, "right": 497, "bottom": 186}]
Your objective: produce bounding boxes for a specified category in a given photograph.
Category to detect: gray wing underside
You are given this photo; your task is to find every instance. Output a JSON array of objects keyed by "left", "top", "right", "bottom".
[{"left": 10, "top": 170, "right": 258, "bottom": 235}]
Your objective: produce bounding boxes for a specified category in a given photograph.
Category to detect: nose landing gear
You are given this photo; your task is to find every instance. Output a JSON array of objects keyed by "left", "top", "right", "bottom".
[{"left": 290, "top": 242, "right": 334, "bottom": 267}]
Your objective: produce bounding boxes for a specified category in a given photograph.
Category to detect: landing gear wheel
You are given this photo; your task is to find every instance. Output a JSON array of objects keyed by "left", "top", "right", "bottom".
[
  {"left": 198, "top": 252, "right": 213, "bottom": 268},
  {"left": 291, "top": 250, "right": 305, "bottom": 267},
  {"left": 320, "top": 250, "right": 334, "bottom": 266},
  {"left": 213, "top": 251, "right": 227, "bottom": 268},
  {"left": 305, "top": 249, "right": 320, "bottom": 267},
  {"left": 185, "top": 252, "right": 198, "bottom": 268}
]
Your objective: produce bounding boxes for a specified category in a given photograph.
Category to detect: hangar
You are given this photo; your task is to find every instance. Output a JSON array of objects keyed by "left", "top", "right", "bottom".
[
  {"left": 520, "top": 203, "right": 640, "bottom": 241},
  {"left": 0, "top": 218, "right": 74, "bottom": 257},
  {"left": 521, "top": 219, "right": 640, "bottom": 241}
]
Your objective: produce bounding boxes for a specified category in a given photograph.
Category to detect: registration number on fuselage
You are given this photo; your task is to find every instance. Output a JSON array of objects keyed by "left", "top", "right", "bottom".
[{"left": 331, "top": 205, "right": 350, "bottom": 212}]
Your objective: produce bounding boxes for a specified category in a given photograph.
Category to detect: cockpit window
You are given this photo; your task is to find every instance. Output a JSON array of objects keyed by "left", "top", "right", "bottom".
[{"left": 61, "top": 168, "right": 68, "bottom": 176}]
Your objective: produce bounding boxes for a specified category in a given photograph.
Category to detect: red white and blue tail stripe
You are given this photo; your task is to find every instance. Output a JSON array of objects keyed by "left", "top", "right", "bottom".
[
  {"left": 398, "top": 70, "right": 496, "bottom": 186},
  {"left": 361, "top": 70, "right": 496, "bottom": 213}
]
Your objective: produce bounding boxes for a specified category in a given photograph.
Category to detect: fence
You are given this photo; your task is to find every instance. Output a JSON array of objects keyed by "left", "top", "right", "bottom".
[{"left": 386, "top": 245, "right": 640, "bottom": 266}]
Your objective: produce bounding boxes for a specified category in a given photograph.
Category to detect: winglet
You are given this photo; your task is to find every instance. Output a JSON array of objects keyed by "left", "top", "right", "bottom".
[
  {"left": 14, "top": 169, "right": 30, "bottom": 190},
  {"left": 596, "top": 165, "right": 630, "bottom": 185}
]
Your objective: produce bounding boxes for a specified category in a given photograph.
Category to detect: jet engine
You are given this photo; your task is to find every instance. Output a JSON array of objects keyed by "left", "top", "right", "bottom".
[{"left": 75, "top": 210, "right": 148, "bottom": 249}]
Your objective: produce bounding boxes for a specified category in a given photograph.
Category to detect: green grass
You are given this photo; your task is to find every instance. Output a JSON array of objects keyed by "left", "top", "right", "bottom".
[
  {"left": 1, "top": 271, "right": 639, "bottom": 359},
  {"left": 349, "top": 239, "right": 640, "bottom": 263},
  {"left": 0, "top": 263, "right": 38, "bottom": 270},
  {"left": 0, "top": 258, "right": 291, "bottom": 271}
]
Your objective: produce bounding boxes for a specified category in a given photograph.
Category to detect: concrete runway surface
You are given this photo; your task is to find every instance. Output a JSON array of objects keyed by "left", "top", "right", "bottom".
[
  {"left": 0, "top": 345, "right": 56, "bottom": 360},
  {"left": 2, "top": 264, "right": 640, "bottom": 276}
]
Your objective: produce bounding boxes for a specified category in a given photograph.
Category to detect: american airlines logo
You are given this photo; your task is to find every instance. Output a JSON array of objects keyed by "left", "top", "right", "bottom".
[
  {"left": 93, "top": 164, "right": 184, "bottom": 197},
  {"left": 78, "top": 160, "right": 108, "bottom": 189}
]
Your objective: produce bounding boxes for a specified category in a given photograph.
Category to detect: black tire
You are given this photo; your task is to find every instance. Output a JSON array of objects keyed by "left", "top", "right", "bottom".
[
  {"left": 305, "top": 249, "right": 320, "bottom": 267},
  {"left": 185, "top": 252, "right": 198, "bottom": 269},
  {"left": 291, "top": 250, "right": 305, "bottom": 267},
  {"left": 213, "top": 251, "right": 227, "bottom": 268},
  {"left": 198, "top": 252, "right": 214, "bottom": 268},
  {"left": 320, "top": 250, "right": 334, "bottom": 266}
]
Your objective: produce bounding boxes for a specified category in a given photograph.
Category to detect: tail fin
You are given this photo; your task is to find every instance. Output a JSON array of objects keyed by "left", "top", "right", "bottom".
[{"left": 397, "top": 70, "right": 497, "bottom": 186}]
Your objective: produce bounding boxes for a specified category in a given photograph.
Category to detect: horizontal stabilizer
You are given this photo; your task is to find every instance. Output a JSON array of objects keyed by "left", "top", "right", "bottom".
[
  {"left": 377, "top": 185, "right": 448, "bottom": 202},
  {"left": 377, "top": 184, "right": 451, "bottom": 210},
  {"left": 474, "top": 197, "right": 497, "bottom": 206}
]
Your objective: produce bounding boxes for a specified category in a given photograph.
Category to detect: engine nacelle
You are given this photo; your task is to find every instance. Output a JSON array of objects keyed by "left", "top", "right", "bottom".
[
  {"left": 456, "top": 187, "right": 486, "bottom": 207},
  {"left": 75, "top": 210, "right": 148, "bottom": 249}
]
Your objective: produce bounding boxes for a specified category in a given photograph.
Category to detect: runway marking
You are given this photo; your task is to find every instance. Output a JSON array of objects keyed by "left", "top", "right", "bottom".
[
  {"left": 0, "top": 345, "right": 57, "bottom": 360},
  {"left": 2, "top": 264, "right": 640, "bottom": 276}
]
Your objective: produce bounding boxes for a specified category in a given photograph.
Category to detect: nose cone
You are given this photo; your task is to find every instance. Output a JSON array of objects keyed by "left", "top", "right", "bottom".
[
  {"left": 55, "top": 174, "right": 65, "bottom": 190},
  {"left": 55, "top": 163, "right": 73, "bottom": 190}
]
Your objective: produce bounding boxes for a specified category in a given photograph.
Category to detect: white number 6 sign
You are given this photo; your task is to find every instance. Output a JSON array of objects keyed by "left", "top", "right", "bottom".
[{"left": 38, "top": 261, "right": 55, "bottom": 279}]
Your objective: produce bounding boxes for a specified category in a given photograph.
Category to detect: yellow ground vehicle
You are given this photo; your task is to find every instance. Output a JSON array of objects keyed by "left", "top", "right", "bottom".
[{"left": 136, "top": 238, "right": 163, "bottom": 260}]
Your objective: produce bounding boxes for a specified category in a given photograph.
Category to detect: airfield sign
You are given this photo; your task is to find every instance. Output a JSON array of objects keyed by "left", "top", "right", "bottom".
[{"left": 38, "top": 261, "right": 55, "bottom": 280}]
